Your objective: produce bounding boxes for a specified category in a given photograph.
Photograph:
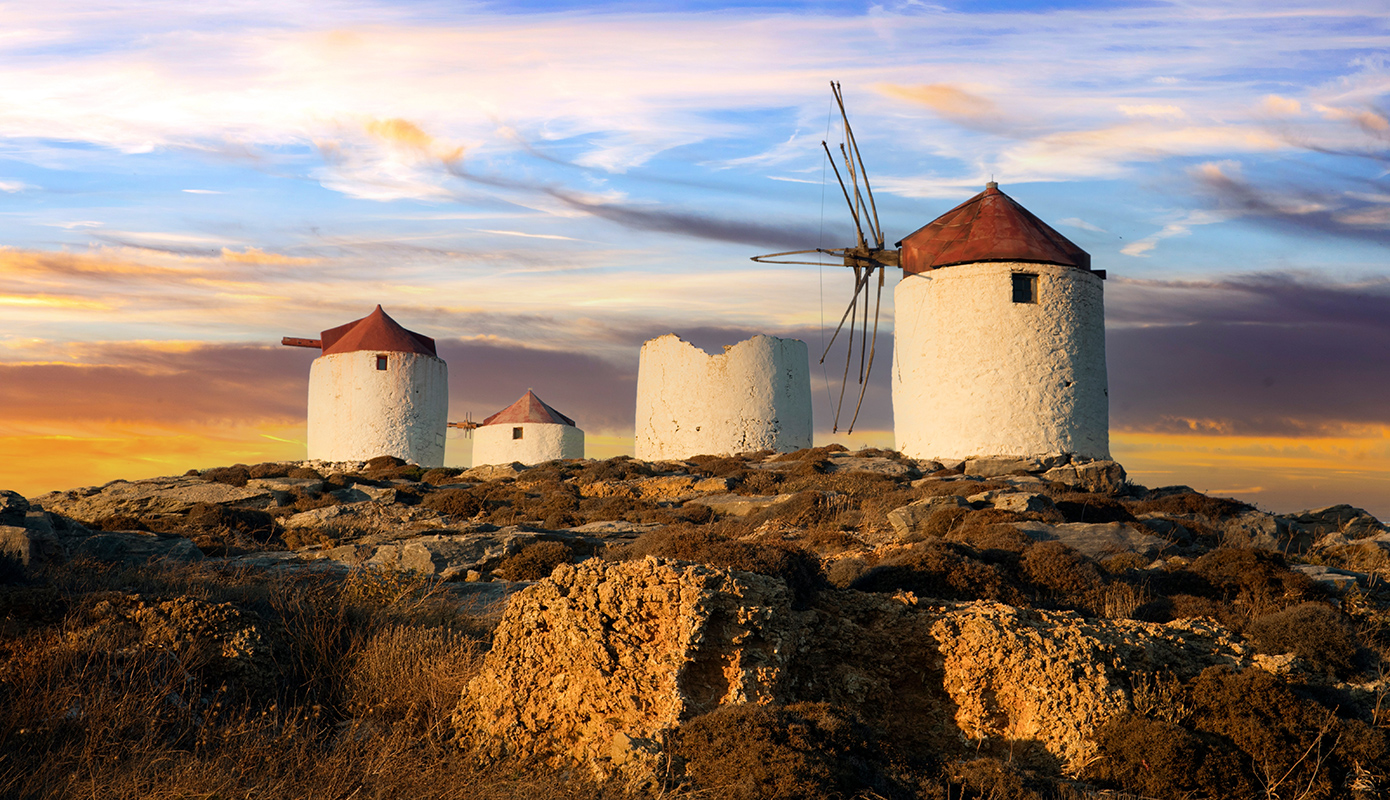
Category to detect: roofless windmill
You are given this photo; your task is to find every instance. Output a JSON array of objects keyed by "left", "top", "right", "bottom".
[{"left": 754, "top": 83, "right": 1112, "bottom": 463}]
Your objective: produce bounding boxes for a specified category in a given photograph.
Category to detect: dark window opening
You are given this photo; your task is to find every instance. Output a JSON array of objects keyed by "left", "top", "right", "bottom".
[
  {"left": 512, "top": 427, "right": 524, "bottom": 440},
  {"left": 1012, "top": 273, "right": 1038, "bottom": 304},
  {"left": 376, "top": 355, "right": 388, "bottom": 370}
]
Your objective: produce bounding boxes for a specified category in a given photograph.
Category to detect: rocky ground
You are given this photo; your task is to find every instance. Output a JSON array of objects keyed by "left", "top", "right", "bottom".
[{"left": 3, "top": 447, "right": 1389, "bottom": 799}]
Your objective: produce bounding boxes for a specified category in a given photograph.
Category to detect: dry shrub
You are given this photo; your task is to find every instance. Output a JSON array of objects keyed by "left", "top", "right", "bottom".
[
  {"left": 671, "top": 702, "right": 904, "bottom": 800},
  {"left": 1247, "top": 602, "right": 1362, "bottom": 678},
  {"left": 1099, "top": 552, "right": 1148, "bottom": 574},
  {"left": 770, "top": 443, "right": 848, "bottom": 463},
  {"left": 285, "top": 485, "right": 340, "bottom": 513},
  {"left": 1090, "top": 713, "right": 1251, "bottom": 798},
  {"left": 574, "top": 455, "right": 653, "bottom": 484},
  {"left": 1188, "top": 666, "right": 1378, "bottom": 799},
  {"left": 851, "top": 541, "right": 1022, "bottom": 604},
  {"left": 202, "top": 465, "right": 250, "bottom": 487},
  {"left": 624, "top": 522, "right": 824, "bottom": 605},
  {"left": 825, "top": 556, "right": 872, "bottom": 588},
  {"left": 287, "top": 466, "right": 322, "bottom": 480},
  {"left": 364, "top": 455, "right": 406, "bottom": 471},
  {"left": 422, "top": 488, "right": 484, "bottom": 520},
  {"left": 248, "top": 462, "right": 290, "bottom": 479},
  {"left": 1046, "top": 491, "right": 1135, "bottom": 524},
  {"left": 945, "top": 523, "right": 1035, "bottom": 555},
  {"left": 688, "top": 454, "right": 750, "bottom": 478},
  {"left": 421, "top": 467, "right": 464, "bottom": 485},
  {"left": 1021, "top": 542, "right": 1102, "bottom": 596},
  {"left": 946, "top": 758, "right": 1043, "bottom": 800},
  {"left": 347, "top": 623, "right": 483, "bottom": 735},
  {"left": 89, "top": 514, "right": 149, "bottom": 532},
  {"left": 1127, "top": 491, "right": 1250, "bottom": 520},
  {"left": 281, "top": 526, "right": 334, "bottom": 551},
  {"left": 1189, "top": 548, "right": 1318, "bottom": 619},
  {"left": 493, "top": 541, "right": 575, "bottom": 581},
  {"left": 913, "top": 479, "right": 1009, "bottom": 499}
]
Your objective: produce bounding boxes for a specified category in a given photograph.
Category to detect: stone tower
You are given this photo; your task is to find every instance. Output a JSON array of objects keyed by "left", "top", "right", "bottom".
[
  {"left": 302, "top": 306, "right": 448, "bottom": 467},
  {"left": 635, "top": 334, "right": 812, "bottom": 460},
  {"left": 472, "top": 390, "right": 584, "bottom": 466},
  {"left": 891, "top": 183, "right": 1109, "bottom": 462}
]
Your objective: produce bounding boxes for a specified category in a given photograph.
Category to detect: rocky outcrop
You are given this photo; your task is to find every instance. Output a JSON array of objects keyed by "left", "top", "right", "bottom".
[
  {"left": 454, "top": 558, "right": 1253, "bottom": 781},
  {"left": 35, "top": 477, "right": 273, "bottom": 521},
  {"left": 1011, "top": 521, "right": 1171, "bottom": 560},
  {"left": 455, "top": 558, "right": 795, "bottom": 778}
]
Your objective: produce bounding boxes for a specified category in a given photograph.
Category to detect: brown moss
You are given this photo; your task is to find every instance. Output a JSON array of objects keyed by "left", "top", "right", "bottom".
[
  {"left": 1021, "top": 542, "right": 1103, "bottom": 599},
  {"left": 1046, "top": 491, "right": 1135, "bottom": 524},
  {"left": 1127, "top": 491, "right": 1251, "bottom": 520},
  {"left": 287, "top": 466, "right": 322, "bottom": 480},
  {"left": 1189, "top": 548, "right": 1319, "bottom": 619},
  {"left": 1090, "top": 713, "right": 1251, "bottom": 798}
]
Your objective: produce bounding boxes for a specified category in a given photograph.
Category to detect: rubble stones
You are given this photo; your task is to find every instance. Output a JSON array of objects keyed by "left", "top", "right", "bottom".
[{"left": 1041, "top": 459, "right": 1128, "bottom": 494}]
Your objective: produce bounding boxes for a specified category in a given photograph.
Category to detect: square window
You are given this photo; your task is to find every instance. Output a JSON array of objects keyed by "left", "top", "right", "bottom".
[
  {"left": 1012, "top": 273, "right": 1038, "bottom": 304},
  {"left": 375, "top": 355, "right": 388, "bottom": 370},
  {"left": 512, "top": 427, "right": 524, "bottom": 440}
]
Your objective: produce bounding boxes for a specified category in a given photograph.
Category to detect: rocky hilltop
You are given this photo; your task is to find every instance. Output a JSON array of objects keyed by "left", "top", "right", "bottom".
[{"left": 2, "top": 447, "right": 1388, "bottom": 799}]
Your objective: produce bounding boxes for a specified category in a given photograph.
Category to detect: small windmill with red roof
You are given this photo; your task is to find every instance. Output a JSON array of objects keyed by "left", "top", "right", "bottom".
[
  {"left": 471, "top": 390, "right": 584, "bottom": 466},
  {"left": 283, "top": 305, "right": 449, "bottom": 467},
  {"left": 755, "top": 83, "right": 1110, "bottom": 463}
]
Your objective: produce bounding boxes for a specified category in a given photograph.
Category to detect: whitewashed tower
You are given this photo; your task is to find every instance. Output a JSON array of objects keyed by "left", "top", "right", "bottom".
[
  {"left": 892, "top": 183, "right": 1109, "bottom": 462},
  {"left": 287, "top": 306, "right": 448, "bottom": 467},
  {"left": 635, "top": 334, "right": 812, "bottom": 460},
  {"left": 472, "top": 390, "right": 584, "bottom": 466}
]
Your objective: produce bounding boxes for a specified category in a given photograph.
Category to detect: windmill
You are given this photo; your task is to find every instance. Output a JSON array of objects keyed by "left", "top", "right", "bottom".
[{"left": 752, "top": 81, "right": 900, "bottom": 434}]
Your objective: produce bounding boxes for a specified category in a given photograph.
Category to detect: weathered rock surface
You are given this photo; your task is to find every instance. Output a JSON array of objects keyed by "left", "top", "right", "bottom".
[
  {"left": 282, "top": 501, "right": 448, "bottom": 541},
  {"left": 456, "top": 558, "right": 1254, "bottom": 781},
  {"left": 1040, "top": 459, "right": 1127, "bottom": 494},
  {"left": 579, "top": 476, "right": 731, "bottom": 501},
  {"left": 886, "top": 495, "right": 972, "bottom": 539},
  {"left": 1011, "top": 521, "right": 1170, "bottom": 559},
  {"left": 34, "top": 477, "right": 272, "bottom": 521},
  {"left": 70, "top": 531, "right": 205, "bottom": 565},
  {"left": 1285, "top": 504, "right": 1386, "bottom": 540},
  {"left": 685, "top": 493, "right": 795, "bottom": 516},
  {"left": 1221, "top": 510, "right": 1314, "bottom": 553},
  {"left": 456, "top": 558, "right": 794, "bottom": 778}
]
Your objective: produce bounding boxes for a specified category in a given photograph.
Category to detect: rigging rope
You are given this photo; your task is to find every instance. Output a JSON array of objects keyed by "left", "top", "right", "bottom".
[{"left": 818, "top": 98, "right": 835, "bottom": 419}]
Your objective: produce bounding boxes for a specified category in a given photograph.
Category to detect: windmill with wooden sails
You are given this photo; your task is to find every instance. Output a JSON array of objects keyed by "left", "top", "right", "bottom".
[{"left": 753, "top": 83, "right": 1112, "bottom": 463}]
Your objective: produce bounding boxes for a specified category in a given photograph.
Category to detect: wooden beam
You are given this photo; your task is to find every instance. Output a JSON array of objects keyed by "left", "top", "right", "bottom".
[{"left": 281, "top": 337, "right": 322, "bottom": 348}]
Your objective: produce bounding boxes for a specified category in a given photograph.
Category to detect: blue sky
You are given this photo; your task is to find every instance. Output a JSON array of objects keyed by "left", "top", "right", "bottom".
[{"left": 0, "top": 0, "right": 1387, "bottom": 517}]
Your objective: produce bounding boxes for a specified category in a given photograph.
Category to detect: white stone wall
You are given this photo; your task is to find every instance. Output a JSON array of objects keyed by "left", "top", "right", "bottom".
[
  {"left": 892, "top": 261, "right": 1109, "bottom": 461},
  {"left": 307, "top": 350, "right": 448, "bottom": 467},
  {"left": 635, "top": 334, "right": 812, "bottom": 461},
  {"left": 472, "top": 422, "right": 584, "bottom": 466}
]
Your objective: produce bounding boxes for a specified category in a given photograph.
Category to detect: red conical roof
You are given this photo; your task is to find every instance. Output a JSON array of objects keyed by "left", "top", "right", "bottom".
[
  {"left": 897, "top": 183, "right": 1090, "bottom": 274},
  {"left": 320, "top": 305, "right": 437, "bottom": 357},
  {"left": 482, "top": 390, "right": 575, "bottom": 427}
]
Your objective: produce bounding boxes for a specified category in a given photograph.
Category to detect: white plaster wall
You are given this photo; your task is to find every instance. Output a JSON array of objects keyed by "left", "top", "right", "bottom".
[
  {"left": 472, "top": 422, "right": 584, "bottom": 466},
  {"left": 635, "top": 334, "right": 812, "bottom": 461},
  {"left": 307, "top": 351, "right": 448, "bottom": 467},
  {"left": 892, "top": 261, "right": 1109, "bottom": 461}
]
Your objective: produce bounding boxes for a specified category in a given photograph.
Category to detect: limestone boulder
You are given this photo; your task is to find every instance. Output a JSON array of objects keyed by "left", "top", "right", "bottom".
[
  {"left": 455, "top": 558, "right": 795, "bottom": 778},
  {"left": 823, "top": 454, "right": 919, "bottom": 478},
  {"left": 34, "top": 477, "right": 273, "bottom": 522},
  {"left": 968, "top": 491, "right": 1056, "bottom": 514},
  {"left": 361, "top": 529, "right": 588, "bottom": 577},
  {"left": 964, "top": 457, "right": 1045, "bottom": 477},
  {"left": 460, "top": 463, "right": 528, "bottom": 483},
  {"left": 0, "top": 525, "right": 62, "bottom": 567},
  {"left": 1011, "top": 521, "right": 1170, "bottom": 560}
]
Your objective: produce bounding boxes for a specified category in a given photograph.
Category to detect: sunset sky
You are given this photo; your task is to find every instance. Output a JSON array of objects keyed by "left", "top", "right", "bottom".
[{"left": 1, "top": 0, "right": 1387, "bottom": 520}]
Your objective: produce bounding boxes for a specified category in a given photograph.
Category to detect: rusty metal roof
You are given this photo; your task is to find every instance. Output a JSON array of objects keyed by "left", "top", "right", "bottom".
[
  {"left": 320, "top": 305, "right": 437, "bottom": 357},
  {"left": 897, "top": 183, "right": 1091, "bottom": 274},
  {"left": 482, "top": 390, "right": 576, "bottom": 427}
]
